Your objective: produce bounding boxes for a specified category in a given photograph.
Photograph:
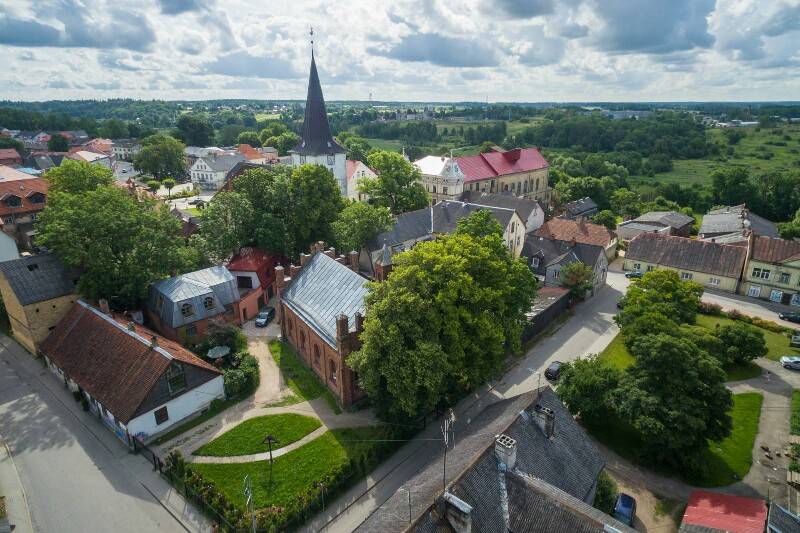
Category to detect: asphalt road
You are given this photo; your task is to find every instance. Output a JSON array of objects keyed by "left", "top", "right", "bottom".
[{"left": 0, "top": 336, "right": 190, "bottom": 533}]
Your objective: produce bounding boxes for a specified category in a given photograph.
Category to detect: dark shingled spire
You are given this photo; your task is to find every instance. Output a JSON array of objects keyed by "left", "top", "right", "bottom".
[{"left": 292, "top": 51, "right": 345, "bottom": 156}]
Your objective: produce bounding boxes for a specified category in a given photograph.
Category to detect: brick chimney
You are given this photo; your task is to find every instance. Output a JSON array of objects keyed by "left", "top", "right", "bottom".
[
  {"left": 324, "top": 247, "right": 335, "bottom": 259},
  {"left": 348, "top": 250, "right": 359, "bottom": 271},
  {"left": 532, "top": 404, "right": 555, "bottom": 439},
  {"left": 300, "top": 253, "right": 310, "bottom": 267},
  {"left": 289, "top": 264, "right": 301, "bottom": 278},
  {"left": 98, "top": 299, "right": 111, "bottom": 315},
  {"left": 335, "top": 255, "right": 346, "bottom": 265},
  {"left": 354, "top": 312, "right": 364, "bottom": 333},
  {"left": 495, "top": 434, "right": 517, "bottom": 469},
  {"left": 274, "top": 265, "right": 287, "bottom": 289},
  {"left": 504, "top": 148, "right": 521, "bottom": 162}
]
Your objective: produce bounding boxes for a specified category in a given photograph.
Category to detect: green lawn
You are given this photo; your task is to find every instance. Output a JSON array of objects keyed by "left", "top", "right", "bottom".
[
  {"left": 362, "top": 138, "right": 406, "bottom": 152},
  {"left": 696, "top": 314, "right": 800, "bottom": 361},
  {"left": 792, "top": 390, "right": 800, "bottom": 436},
  {"left": 584, "top": 393, "right": 763, "bottom": 487},
  {"left": 193, "top": 414, "right": 322, "bottom": 457},
  {"left": 267, "top": 341, "right": 341, "bottom": 414},
  {"left": 183, "top": 207, "right": 203, "bottom": 216},
  {"left": 191, "top": 427, "right": 383, "bottom": 515}
]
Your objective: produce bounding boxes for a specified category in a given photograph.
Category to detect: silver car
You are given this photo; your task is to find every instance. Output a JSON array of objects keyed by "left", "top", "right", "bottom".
[{"left": 781, "top": 356, "right": 800, "bottom": 370}]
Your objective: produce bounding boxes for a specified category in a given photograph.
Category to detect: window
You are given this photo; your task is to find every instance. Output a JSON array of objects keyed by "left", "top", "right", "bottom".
[
  {"left": 3, "top": 216, "right": 12, "bottom": 224},
  {"left": 633, "top": 263, "right": 641, "bottom": 271},
  {"left": 680, "top": 272, "right": 693, "bottom": 280},
  {"left": 327, "top": 154, "right": 335, "bottom": 165},
  {"left": 748, "top": 285, "right": 761, "bottom": 298},
  {"left": 531, "top": 257, "right": 540, "bottom": 268},
  {"left": 186, "top": 325, "right": 197, "bottom": 337},
  {"left": 708, "top": 277, "right": 721, "bottom": 286},
  {"left": 770, "top": 289, "right": 783, "bottom": 302},
  {"left": 443, "top": 187, "right": 448, "bottom": 195},
  {"left": 166, "top": 363, "right": 187, "bottom": 395},
  {"left": 154, "top": 406, "right": 169, "bottom": 425},
  {"left": 313, "top": 345, "right": 321, "bottom": 368},
  {"left": 203, "top": 296, "right": 214, "bottom": 310},
  {"left": 751, "top": 267, "right": 771, "bottom": 280},
  {"left": 647, "top": 265, "right": 654, "bottom": 272},
  {"left": 553, "top": 270, "right": 560, "bottom": 279},
  {"left": 29, "top": 193, "right": 45, "bottom": 204},
  {"left": 30, "top": 213, "right": 38, "bottom": 221},
  {"left": 299, "top": 155, "right": 306, "bottom": 164},
  {"left": 329, "top": 360, "right": 337, "bottom": 384},
  {"left": 180, "top": 303, "right": 194, "bottom": 317},
  {"left": 5, "top": 196, "right": 21, "bottom": 207},
  {"left": 27, "top": 263, "right": 39, "bottom": 272},
  {"left": 780, "top": 272, "right": 791, "bottom": 284}
]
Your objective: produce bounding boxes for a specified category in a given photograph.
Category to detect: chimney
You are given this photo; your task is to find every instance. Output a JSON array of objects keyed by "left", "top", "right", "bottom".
[
  {"left": 495, "top": 434, "right": 517, "bottom": 469},
  {"left": 336, "top": 314, "right": 349, "bottom": 340},
  {"left": 335, "top": 256, "right": 345, "bottom": 265},
  {"left": 504, "top": 148, "right": 521, "bottom": 162},
  {"left": 437, "top": 492, "right": 473, "bottom": 533},
  {"left": 532, "top": 404, "right": 555, "bottom": 439},
  {"left": 150, "top": 335, "right": 158, "bottom": 348},
  {"left": 348, "top": 250, "right": 359, "bottom": 271},
  {"left": 98, "top": 299, "right": 110, "bottom": 315},
  {"left": 289, "top": 264, "right": 301, "bottom": 278},
  {"left": 316, "top": 241, "right": 325, "bottom": 253},
  {"left": 300, "top": 253, "right": 310, "bottom": 267},
  {"left": 354, "top": 312, "right": 364, "bottom": 332},
  {"left": 274, "top": 265, "right": 287, "bottom": 288},
  {"left": 127, "top": 321, "right": 136, "bottom": 332},
  {"left": 324, "top": 247, "right": 335, "bottom": 259}
]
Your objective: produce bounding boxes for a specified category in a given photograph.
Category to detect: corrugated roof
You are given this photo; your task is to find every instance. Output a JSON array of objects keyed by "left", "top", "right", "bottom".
[
  {"left": 149, "top": 266, "right": 239, "bottom": 329},
  {"left": 700, "top": 205, "right": 778, "bottom": 239},
  {"left": 564, "top": 197, "right": 597, "bottom": 216},
  {"left": 0, "top": 254, "right": 77, "bottom": 305},
  {"left": 292, "top": 53, "right": 345, "bottom": 156},
  {"left": 281, "top": 253, "right": 368, "bottom": 348},
  {"left": 626, "top": 232, "right": 747, "bottom": 278}
]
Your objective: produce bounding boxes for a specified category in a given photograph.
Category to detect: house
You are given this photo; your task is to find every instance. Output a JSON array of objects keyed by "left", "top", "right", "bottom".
[
  {"left": 0, "top": 254, "right": 78, "bottom": 353},
  {"left": 83, "top": 138, "right": 113, "bottom": 155},
  {"left": 40, "top": 300, "right": 224, "bottom": 445},
  {"left": 617, "top": 210, "right": 695, "bottom": 241},
  {"left": 414, "top": 155, "right": 465, "bottom": 202},
  {"left": 0, "top": 148, "right": 22, "bottom": 166},
  {"left": 32, "top": 132, "right": 50, "bottom": 144},
  {"left": 360, "top": 200, "right": 527, "bottom": 278},
  {"left": 189, "top": 153, "right": 246, "bottom": 191},
  {"left": 147, "top": 266, "right": 243, "bottom": 343},
  {"left": 0, "top": 165, "right": 37, "bottom": 182},
  {"left": 111, "top": 139, "right": 141, "bottom": 161},
  {"left": 226, "top": 247, "right": 281, "bottom": 314},
  {"left": 533, "top": 217, "right": 618, "bottom": 260},
  {"left": 356, "top": 388, "right": 634, "bottom": 533},
  {"left": 699, "top": 204, "right": 778, "bottom": 244},
  {"left": 679, "top": 490, "right": 766, "bottom": 533},
  {"left": 346, "top": 159, "right": 377, "bottom": 201},
  {"left": 0, "top": 176, "right": 48, "bottom": 248},
  {"left": 563, "top": 197, "right": 598, "bottom": 220},
  {"left": 455, "top": 147, "right": 550, "bottom": 204},
  {"left": 522, "top": 235, "right": 607, "bottom": 296},
  {"left": 460, "top": 190, "right": 545, "bottom": 232},
  {"left": 57, "top": 130, "right": 89, "bottom": 142},
  {"left": 236, "top": 144, "right": 277, "bottom": 165},
  {"left": 623, "top": 233, "right": 747, "bottom": 293},
  {"left": 741, "top": 234, "right": 800, "bottom": 306},
  {"left": 274, "top": 245, "right": 367, "bottom": 409},
  {"left": 66, "top": 150, "right": 112, "bottom": 168},
  {"left": 767, "top": 504, "right": 800, "bottom": 532},
  {"left": 22, "top": 153, "right": 64, "bottom": 172},
  {"left": 170, "top": 208, "right": 200, "bottom": 239}
]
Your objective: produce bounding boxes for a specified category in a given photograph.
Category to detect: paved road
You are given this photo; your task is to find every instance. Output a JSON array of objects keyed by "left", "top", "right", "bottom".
[{"left": 0, "top": 335, "right": 201, "bottom": 533}]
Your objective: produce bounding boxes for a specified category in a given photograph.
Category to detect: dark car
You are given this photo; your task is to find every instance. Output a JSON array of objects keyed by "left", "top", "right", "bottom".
[
  {"left": 625, "top": 271, "right": 643, "bottom": 279},
  {"left": 544, "top": 361, "right": 563, "bottom": 381},
  {"left": 779, "top": 312, "right": 800, "bottom": 324},
  {"left": 613, "top": 493, "right": 636, "bottom": 526},
  {"left": 255, "top": 307, "right": 275, "bottom": 327}
]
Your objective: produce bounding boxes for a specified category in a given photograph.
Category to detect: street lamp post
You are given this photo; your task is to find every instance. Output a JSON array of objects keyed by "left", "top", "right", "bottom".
[{"left": 263, "top": 434, "right": 278, "bottom": 486}]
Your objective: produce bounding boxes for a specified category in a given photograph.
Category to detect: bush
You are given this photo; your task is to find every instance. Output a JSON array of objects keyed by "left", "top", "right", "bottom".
[
  {"left": 223, "top": 353, "right": 259, "bottom": 398},
  {"left": 593, "top": 471, "right": 618, "bottom": 514},
  {"left": 698, "top": 301, "right": 723, "bottom": 316},
  {"left": 716, "top": 323, "right": 767, "bottom": 365}
]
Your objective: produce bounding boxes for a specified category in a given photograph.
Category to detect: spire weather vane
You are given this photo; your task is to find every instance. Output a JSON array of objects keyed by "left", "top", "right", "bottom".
[{"left": 310, "top": 26, "right": 314, "bottom": 53}]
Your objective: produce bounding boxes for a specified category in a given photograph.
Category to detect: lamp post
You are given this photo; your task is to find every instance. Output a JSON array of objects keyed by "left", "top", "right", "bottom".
[{"left": 263, "top": 434, "right": 278, "bottom": 486}]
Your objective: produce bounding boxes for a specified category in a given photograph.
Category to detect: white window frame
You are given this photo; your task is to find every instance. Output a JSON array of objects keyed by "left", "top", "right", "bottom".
[
  {"left": 770, "top": 289, "right": 783, "bottom": 302},
  {"left": 748, "top": 285, "right": 761, "bottom": 298},
  {"left": 531, "top": 257, "right": 540, "bottom": 268},
  {"left": 708, "top": 277, "right": 721, "bottom": 286},
  {"left": 680, "top": 272, "right": 693, "bottom": 280},
  {"left": 780, "top": 272, "right": 791, "bottom": 284}
]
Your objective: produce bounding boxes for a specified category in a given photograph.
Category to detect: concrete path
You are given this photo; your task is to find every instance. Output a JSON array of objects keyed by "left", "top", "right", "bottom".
[
  {"left": 189, "top": 426, "right": 329, "bottom": 464},
  {"left": 0, "top": 438, "right": 33, "bottom": 533},
  {"left": 248, "top": 337, "right": 285, "bottom": 404}
]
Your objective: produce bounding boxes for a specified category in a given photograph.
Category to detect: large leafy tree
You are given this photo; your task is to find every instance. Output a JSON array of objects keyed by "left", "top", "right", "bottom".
[
  {"left": 614, "top": 333, "right": 732, "bottom": 469},
  {"left": 711, "top": 167, "right": 756, "bottom": 207},
  {"left": 454, "top": 209, "right": 503, "bottom": 238},
  {"left": 716, "top": 323, "right": 767, "bottom": 365},
  {"left": 134, "top": 134, "right": 186, "bottom": 180},
  {"left": 591, "top": 210, "right": 617, "bottom": 230},
  {"left": 559, "top": 261, "right": 595, "bottom": 299},
  {"left": 616, "top": 270, "right": 703, "bottom": 330},
  {"left": 236, "top": 131, "right": 261, "bottom": 147},
  {"left": 341, "top": 136, "right": 372, "bottom": 163},
  {"left": 37, "top": 186, "right": 189, "bottom": 309},
  {"left": 45, "top": 159, "right": 113, "bottom": 193},
  {"left": 360, "top": 151, "right": 429, "bottom": 214},
  {"left": 196, "top": 192, "right": 255, "bottom": 262},
  {"left": 47, "top": 133, "right": 69, "bottom": 152},
  {"left": 557, "top": 357, "right": 620, "bottom": 424},
  {"left": 332, "top": 202, "right": 392, "bottom": 252},
  {"left": 348, "top": 219, "right": 537, "bottom": 420},
  {"left": 176, "top": 114, "right": 215, "bottom": 146},
  {"left": 779, "top": 209, "right": 800, "bottom": 240}
]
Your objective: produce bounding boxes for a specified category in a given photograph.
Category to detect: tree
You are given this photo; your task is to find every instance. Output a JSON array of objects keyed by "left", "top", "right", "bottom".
[
  {"left": 134, "top": 134, "right": 186, "bottom": 181},
  {"left": 37, "top": 186, "right": 188, "bottom": 308},
  {"left": 616, "top": 270, "right": 703, "bottom": 330},
  {"left": 332, "top": 202, "right": 392, "bottom": 252},
  {"left": 342, "top": 136, "right": 373, "bottom": 163},
  {"left": 779, "top": 209, "right": 800, "bottom": 240},
  {"left": 478, "top": 141, "right": 495, "bottom": 153},
  {"left": 258, "top": 122, "right": 288, "bottom": 143},
  {"left": 162, "top": 178, "right": 176, "bottom": 199},
  {"left": 614, "top": 333, "right": 732, "bottom": 469},
  {"left": 98, "top": 118, "right": 129, "bottom": 139},
  {"left": 711, "top": 167, "right": 756, "bottom": 207},
  {"left": 236, "top": 130, "right": 261, "bottom": 147},
  {"left": 47, "top": 133, "right": 69, "bottom": 152},
  {"left": 348, "top": 231, "right": 537, "bottom": 420},
  {"left": 263, "top": 131, "right": 299, "bottom": 155},
  {"left": 557, "top": 356, "right": 620, "bottom": 424},
  {"left": 559, "top": 262, "right": 595, "bottom": 299},
  {"left": 146, "top": 180, "right": 160, "bottom": 194},
  {"left": 217, "top": 124, "right": 247, "bottom": 146},
  {"left": 554, "top": 176, "right": 611, "bottom": 210},
  {"left": 0, "top": 137, "right": 24, "bottom": 152},
  {"left": 610, "top": 188, "right": 641, "bottom": 218},
  {"left": 716, "top": 323, "right": 767, "bottom": 365},
  {"left": 454, "top": 209, "right": 503, "bottom": 239},
  {"left": 176, "top": 114, "right": 215, "bottom": 146},
  {"left": 196, "top": 192, "right": 255, "bottom": 262},
  {"left": 591, "top": 210, "right": 617, "bottom": 230},
  {"left": 360, "top": 151, "right": 429, "bottom": 214},
  {"left": 45, "top": 159, "right": 113, "bottom": 194}
]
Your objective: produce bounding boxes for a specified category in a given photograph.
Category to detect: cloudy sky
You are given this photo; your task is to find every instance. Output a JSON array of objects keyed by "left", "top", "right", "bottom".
[{"left": 1, "top": 0, "right": 799, "bottom": 102}]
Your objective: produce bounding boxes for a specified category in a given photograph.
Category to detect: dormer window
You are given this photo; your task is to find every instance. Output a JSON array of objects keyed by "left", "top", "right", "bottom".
[
  {"left": 29, "top": 193, "right": 45, "bottom": 204},
  {"left": 180, "top": 303, "right": 194, "bottom": 317},
  {"left": 327, "top": 154, "right": 335, "bottom": 165},
  {"left": 203, "top": 296, "right": 214, "bottom": 310},
  {"left": 166, "top": 362, "right": 187, "bottom": 395},
  {"left": 6, "top": 196, "right": 21, "bottom": 207}
]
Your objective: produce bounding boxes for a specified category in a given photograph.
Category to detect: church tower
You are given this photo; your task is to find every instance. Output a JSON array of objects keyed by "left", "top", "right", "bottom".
[{"left": 291, "top": 30, "right": 347, "bottom": 195}]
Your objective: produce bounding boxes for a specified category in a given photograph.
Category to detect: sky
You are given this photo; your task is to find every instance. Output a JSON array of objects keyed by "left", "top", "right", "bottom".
[{"left": 1, "top": 0, "right": 799, "bottom": 103}]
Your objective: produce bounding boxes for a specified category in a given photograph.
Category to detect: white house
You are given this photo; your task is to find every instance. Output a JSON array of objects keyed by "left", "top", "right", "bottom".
[
  {"left": 111, "top": 139, "right": 142, "bottom": 162},
  {"left": 414, "top": 155, "right": 465, "bottom": 202},
  {"left": 346, "top": 160, "right": 376, "bottom": 201},
  {"left": 67, "top": 150, "right": 112, "bottom": 168},
  {"left": 40, "top": 300, "right": 224, "bottom": 446},
  {"left": 190, "top": 153, "right": 246, "bottom": 191}
]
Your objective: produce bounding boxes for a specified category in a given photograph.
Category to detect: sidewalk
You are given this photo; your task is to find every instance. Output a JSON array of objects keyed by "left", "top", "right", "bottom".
[{"left": 0, "top": 440, "right": 33, "bottom": 533}]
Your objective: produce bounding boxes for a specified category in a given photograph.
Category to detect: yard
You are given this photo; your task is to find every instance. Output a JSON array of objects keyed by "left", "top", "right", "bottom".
[
  {"left": 695, "top": 314, "right": 800, "bottom": 362},
  {"left": 267, "top": 341, "right": 341, "bottom": 413},
  {"left": 192, "top": 413, "right": 322, "bottom": 457},
  {"left": 792, "top": 390, "right": 800, "bottom": 436}
]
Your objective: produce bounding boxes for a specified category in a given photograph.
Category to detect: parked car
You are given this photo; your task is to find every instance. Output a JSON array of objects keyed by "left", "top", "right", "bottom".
[
  {"left": 779, "top": 312, "right": 800, "bottom": 324},
  {"left": 781, "top": 356, "right": 800, "bottom": 370},
  {"left": 188, "top": 198, "right": 204, "bottom": 206},
  {"left": 613, "top": 493, "right": 637, "bottom": 527},
  {"left": 791, "top": 331, "right": 800, "bottom": 348},
  {"left": 544, "top": 361, "right": 563, "bottom": 381},
  {"left": 255, "top": 307, "right": 275, "bottom": 327},
  {"left": 625, "top": 271, "right": 643, "bottom": 279}
]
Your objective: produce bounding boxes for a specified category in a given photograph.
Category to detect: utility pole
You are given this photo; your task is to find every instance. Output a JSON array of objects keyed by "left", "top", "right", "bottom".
[
  {"left": 243, "top": 475, "right": 256, "bottom": 533},
  {"left": 441, "top": 409, "right": 455, "bottom": 492}
]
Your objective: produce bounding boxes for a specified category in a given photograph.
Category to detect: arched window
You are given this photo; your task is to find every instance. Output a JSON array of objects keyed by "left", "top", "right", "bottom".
[
  {"left": 203, "top": 296, "right": 214, "bottom": 310},
  {"left": 535, "top": 178, "right": 540, "bottom": 191},
  {"left": 180, "top": 303, "right": 194, "bottom": 317},
  {"left": 329, "top": 360, "right": 337, "bottom": 385},
  {"left": 523, "top": 181, "right": 528, "bottom": 194},
  {"left": 300, "top": 331, "right": 306, "bottom": 351},
  {"left": 313, "top": 345, "right": 321, "bottom": 368}
]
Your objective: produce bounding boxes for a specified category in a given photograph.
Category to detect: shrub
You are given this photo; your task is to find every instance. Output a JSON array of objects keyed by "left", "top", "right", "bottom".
[
  {"left": 593, "top": 471, "right": 618, "bottom": 514},
  {"left": 716, "top": 323, "right": 767, "bottom": 365},
  {"left": 698, "top": 301, "right": 723, "bottom": 316}
]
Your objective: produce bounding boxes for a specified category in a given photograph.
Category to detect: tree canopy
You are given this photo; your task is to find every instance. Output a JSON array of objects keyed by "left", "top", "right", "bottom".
[
  {"left": 47, "top": 133, "right": 69, "bottom": 152},
  {"left": 360, "top": 151, "right": 429, "bottom": 214},
  {"left": 616, "top": 270, "right": 703, "bottom": 329},
  {"left": 331, "top": 202, "right": 393, "bottom": 253},
  {"left": 45, "top": 159, "right": 113, "bottom": 194},
  {"left": 176, "top": 114, "right": 215, "bottom": 146},
  {"left": 134, "top": 134, "right": 186, "bottom": 181},
  {"left": 559, "top": 262, "right": 596, "bottom": 299},
  {"left": 196, "top": 192, "right": 255, "bottom": 262}
]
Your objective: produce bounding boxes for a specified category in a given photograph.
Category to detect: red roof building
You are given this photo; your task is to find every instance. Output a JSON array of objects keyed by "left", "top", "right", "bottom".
[
  {"left": 680, "top": 490, "right": 767, "bottom": 533},
  {"left": 456, "top": 147, "right": 549, "bottom": 183},
  {"left": 227, "top": 247, "right": 283, "bottom": 317},
  {"left": 0, "top": 148, "right": 22, "bottom": 166},
  {"left": 533, "top": 217, "right": 618, "bottom": 259}
]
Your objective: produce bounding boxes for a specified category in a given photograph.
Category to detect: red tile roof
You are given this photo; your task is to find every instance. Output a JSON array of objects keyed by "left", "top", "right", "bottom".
[
  {"left": 227, "top": 247, "right": 280, "bottom": 290},
  {"left": 681, "top": 490, "right": 766, "bottom": 533},
  {"left": 0, "top": 148, "right": 21, "bottom": 161},
  {"left": 236, "top": 144, "right": 262, "bottom": 161},
  {"left": 0, "top": 177, "right": 47, "bottom": 217},
  {"left": 455, "top": 148, "right": 548, "bottom": 183},
  {"left": 40, "top": 301, "right": 221, "bottom": 424},
  {"left": 751, "top": 235, "right": 800, "bottom": 264},
  {"left": 533, "top": 217, "right": 615, "bottom": 249}
]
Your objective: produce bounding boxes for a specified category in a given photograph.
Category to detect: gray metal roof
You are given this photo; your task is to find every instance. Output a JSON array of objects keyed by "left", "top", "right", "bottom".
[
  {"left": 197, "top": 153, "right": 246, "bottom": 172},
  {"left": 281, "top": 253, "right": 368, "bottom": 348},
  {"left": 564, "top": 197, "right": 597, "bottom": 216},
  {"left": 522, "top": 236, "right": 603, "bottom": 276},
  {"left": 768, "top": 504, "right": 800, "bottom": 533},
  {"left": 148, "top": 266, "right": 239, "bottom": 329},
  {"left": 459, "top": 191, "right": 541, "bottom": 221},
  {"left": 0, "top": 254, "right": 78, "bottom": 305},
  {"left": 634, "top": 210, "right": 694, "bottom": 229},
  {"left": 700, "top": 204, "right": 778, "bottom": 238}
]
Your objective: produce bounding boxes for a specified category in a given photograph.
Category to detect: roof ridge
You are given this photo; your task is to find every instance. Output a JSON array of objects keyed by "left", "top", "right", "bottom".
[{"left": 77, "top": 300, "right": 173, "bottom": 361}]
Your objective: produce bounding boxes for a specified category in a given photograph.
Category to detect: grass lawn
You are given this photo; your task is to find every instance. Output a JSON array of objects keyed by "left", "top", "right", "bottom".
[
  {"left": 183, "top": 207, "right": 203, "bottom": 216},
  {"left": 191, "top": 427, "right": 383, "bottom": 514},
  {"left": 193, "top": 414, "right": 322, "bottom": 457},
  {"left": 267, "top": 341, "right": 341, "bottom": 414},
  {"left": 792, "top": 390, "right": 800, "bottom": 435},
  {"left": 362, "top": 138, "right": 405, "bottom": 152},
  {"left": 153, "top": 397, "right": 247, "bottom": 445},
  {"left": 696, "top": 314, "right": 800, "bottom": 362}
]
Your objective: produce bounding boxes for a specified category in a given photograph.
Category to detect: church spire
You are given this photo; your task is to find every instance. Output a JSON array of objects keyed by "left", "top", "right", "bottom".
[{"left": 291, "top": 30, "right": 344, "bottom": 156}]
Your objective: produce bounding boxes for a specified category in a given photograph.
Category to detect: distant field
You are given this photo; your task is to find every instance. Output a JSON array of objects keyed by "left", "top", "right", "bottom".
[
  {"left": 255, "top": 113, "right": 281, "bottom": 121},
  {"left": 363, "top": 137, "right": 405, "bottom": 152}
]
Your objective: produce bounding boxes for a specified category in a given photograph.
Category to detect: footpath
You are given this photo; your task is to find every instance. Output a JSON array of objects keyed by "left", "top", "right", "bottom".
[{"left": 0, "top": 438, "right": 33, "bottom": 533}]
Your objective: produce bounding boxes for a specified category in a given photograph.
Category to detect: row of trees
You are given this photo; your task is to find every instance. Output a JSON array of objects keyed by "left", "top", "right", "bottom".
[{"left": 711, "top": 167, "right": 800, "bottom": 223}]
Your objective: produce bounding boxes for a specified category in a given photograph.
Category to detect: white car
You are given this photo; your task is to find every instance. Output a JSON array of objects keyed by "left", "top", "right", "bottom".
[{"left": 781, "top": 356, "right": 800, "bottom": 370}]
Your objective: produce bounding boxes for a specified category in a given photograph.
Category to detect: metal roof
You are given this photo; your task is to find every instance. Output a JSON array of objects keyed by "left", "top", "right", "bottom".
[
  {"left": 281, "top": 252, "right": 368, "bottom": 348},
  {"left": 149, "top": 266, "right": 239, "bottom": 329},
  {"left": 634, "top": 210, "right": 694, "bottom": 229},
  {"left": 0, "top": 254, "right": 78, "bottom": 306}
]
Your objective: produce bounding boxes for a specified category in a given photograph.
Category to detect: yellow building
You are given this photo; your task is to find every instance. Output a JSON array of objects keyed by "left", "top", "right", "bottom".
[
  {"left": 740, "top": 235, "right": 800, "bottom": 306},
  {"left": 623, "top": 233, "right": 747, "bottom": 293},
  {"left": 455, "top": 148, "right": 550, "bottom": 205},
  {"left": 0, "top": 254, "right": 78, "bottom": 353}
]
